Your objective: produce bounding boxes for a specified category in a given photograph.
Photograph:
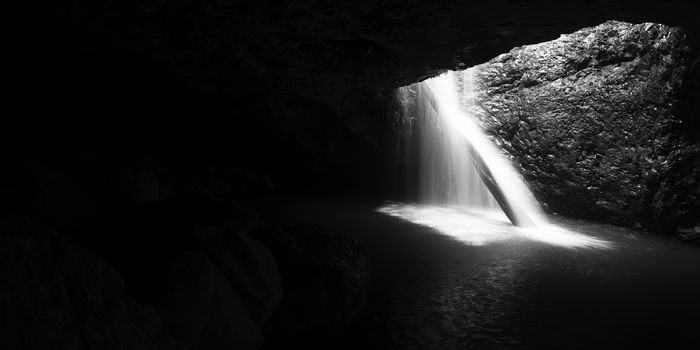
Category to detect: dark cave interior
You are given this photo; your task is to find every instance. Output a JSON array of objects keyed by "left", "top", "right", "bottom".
[{"left": 3, "top": 1, "right": 700, "bottom": 349}]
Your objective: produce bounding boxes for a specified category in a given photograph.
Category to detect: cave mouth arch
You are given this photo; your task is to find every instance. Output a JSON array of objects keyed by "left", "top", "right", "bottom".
[{"left": 4, "top": 2, "right": 700, "bottom": 349}]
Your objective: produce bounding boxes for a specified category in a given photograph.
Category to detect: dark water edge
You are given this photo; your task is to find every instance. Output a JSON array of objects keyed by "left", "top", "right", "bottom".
[{"left": 258, "top": 195, "right": 700, "bottom": 349}]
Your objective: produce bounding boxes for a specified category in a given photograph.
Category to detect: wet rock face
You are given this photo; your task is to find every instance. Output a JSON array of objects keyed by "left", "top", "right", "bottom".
[{"left": 473, "top": 21, "right": 700, "bottom": 235}]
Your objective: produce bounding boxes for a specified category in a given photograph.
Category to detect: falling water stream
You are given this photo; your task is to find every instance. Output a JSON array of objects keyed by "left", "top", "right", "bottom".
[
  {"left": 417, "top": 69, "right": 545, "bottom": 227},
  {"left": 382, "top": 69, "right": 609, "bottom": 249},
  {"left": 416, "top": 70, "right": 499, "bottom": 210}
]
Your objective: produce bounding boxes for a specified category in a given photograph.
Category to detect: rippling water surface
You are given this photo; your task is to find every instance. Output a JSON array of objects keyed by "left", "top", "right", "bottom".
[{"left": 262, "top": 197, "right": 700, "bottom": 349}]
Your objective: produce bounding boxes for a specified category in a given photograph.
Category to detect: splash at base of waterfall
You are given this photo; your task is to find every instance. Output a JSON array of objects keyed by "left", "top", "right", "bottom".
[{"left": 378, "top": 202, "right": 612, "bottom": 249}]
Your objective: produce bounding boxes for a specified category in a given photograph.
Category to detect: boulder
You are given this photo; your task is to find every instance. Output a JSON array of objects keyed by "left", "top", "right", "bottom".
[
  {"left": 194, "top": 224, "right": 282, "bottom": 325},
  {"left": 89, "top": 195, "right": 281, "bottom": 348},
  {"left": 470, "top": 21, "right": 700, "bottom": 235},
  {"left": 0, "top": 228, "right": 188, "bottom": 350},
  {"left": 155, "top": 251, "right": 264, "bottom": 350},
  {"left": 251, "top": 223, "right": 371, "bottom": 345}
]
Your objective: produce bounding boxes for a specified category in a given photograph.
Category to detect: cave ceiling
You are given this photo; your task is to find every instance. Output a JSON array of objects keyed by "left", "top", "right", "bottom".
[{"left": 11, "top": 1, "right": 700, "bottom": 107}]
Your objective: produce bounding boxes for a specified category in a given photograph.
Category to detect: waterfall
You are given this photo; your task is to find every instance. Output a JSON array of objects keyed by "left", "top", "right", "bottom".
[
  {"left": 416, "top": 69, "right": 547, "bottom": 227},
  {"left": 380, "top": 70, "right": 611, "bottom": 248}
]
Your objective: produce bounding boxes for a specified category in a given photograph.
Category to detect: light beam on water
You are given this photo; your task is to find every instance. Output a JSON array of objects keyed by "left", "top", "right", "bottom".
[
  {"left": 378, "top": 203, "right": 612, "bottom": 249},
  {"left": 383, "top": 69, "right": 611, "bottom": 249}
]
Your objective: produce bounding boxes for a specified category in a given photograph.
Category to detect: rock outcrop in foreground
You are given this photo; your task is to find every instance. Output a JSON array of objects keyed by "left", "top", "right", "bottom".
[
  {"left": 0, "top": 229, "right": 188, "bottom": 350},
  {"left": 250, "top": 223, "right": 371, "bottom": 347},
  {"left": 473, "top": 21, "right": 700, "bottom": 238},
  {"left": 0, "top": 157, "right": 372, "bottom": 349}
]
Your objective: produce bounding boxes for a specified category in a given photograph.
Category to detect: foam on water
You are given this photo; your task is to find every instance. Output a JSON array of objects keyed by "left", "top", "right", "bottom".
[{"left": 378, "top": 203, "right": 612, "bottom": 249}]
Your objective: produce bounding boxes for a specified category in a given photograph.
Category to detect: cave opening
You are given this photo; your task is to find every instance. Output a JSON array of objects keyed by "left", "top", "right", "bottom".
[{"left": 4, "top": 2, "right": 700, "bottom": 350}]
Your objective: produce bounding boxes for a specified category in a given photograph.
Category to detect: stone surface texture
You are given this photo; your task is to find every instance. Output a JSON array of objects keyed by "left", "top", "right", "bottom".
[
  {"left": 0, "top": 229, "right": 189, "bottom": 350},
  {"left": 250, "top": 223, "right": 371, "bottom": 347},
  {"left": 471, "top": 21, "right": 700, "bottom": 236}
]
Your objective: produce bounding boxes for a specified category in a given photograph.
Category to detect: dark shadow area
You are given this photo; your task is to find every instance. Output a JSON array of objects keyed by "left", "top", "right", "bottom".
[{"left": 3, "top": 2, "right": 700, "bottom": 350}]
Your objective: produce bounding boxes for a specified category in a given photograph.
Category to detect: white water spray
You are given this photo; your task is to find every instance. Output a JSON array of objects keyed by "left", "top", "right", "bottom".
[
  {"left": 417, "top": 71, "right": 499, "bottom": 209},
  {"left": 418, "top": 69, "right": 546, "bottom": 227},
  {"left": 379, "top": 68, "right": 611, "bottom": 249}
]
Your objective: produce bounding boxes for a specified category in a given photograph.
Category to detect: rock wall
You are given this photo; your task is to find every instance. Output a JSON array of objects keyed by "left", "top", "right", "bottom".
[
  {"left": 0, "top": 159, "right": 372, "bottom": 349},
  {"left": 0, "top": 228, "right": 189, "bottom": 350},
  {"left": 472, "top": 21, "right": 700, "bottom": 237}
]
